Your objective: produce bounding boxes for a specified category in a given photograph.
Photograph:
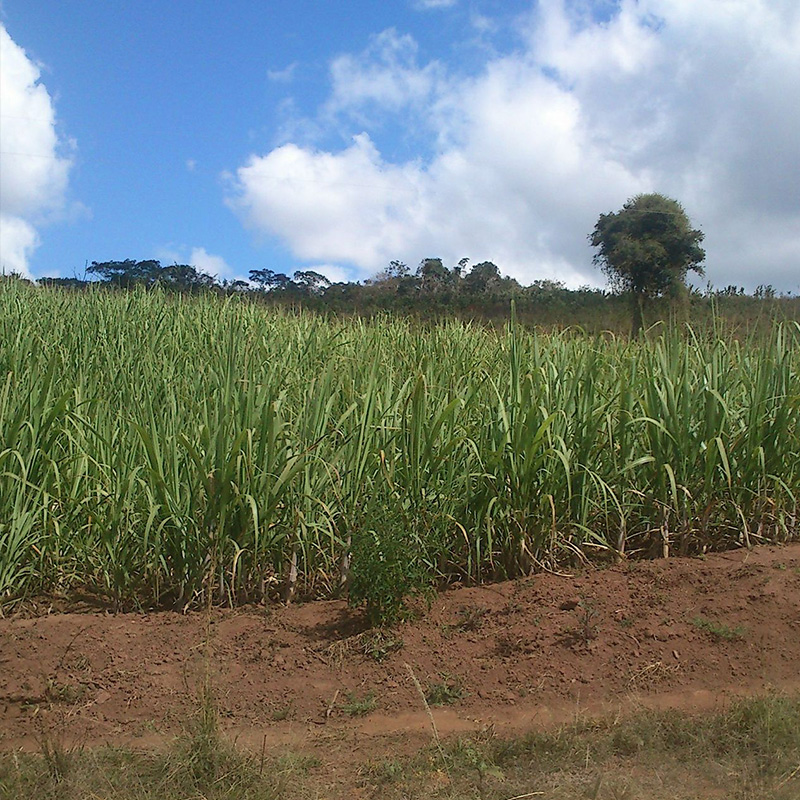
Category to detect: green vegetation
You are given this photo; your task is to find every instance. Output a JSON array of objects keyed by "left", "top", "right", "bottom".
[
  {"left": 3, "top": 692, "right": 798, "bottom": 799},
  {"left": 692, "top": 615, "right": 747, "bottom": 641},
  {"left": 589, "top": 193, "right": 706, "bottom": 336},
  {"left": 1, "top": 727, "right": 282, "bottom": 800},
  {"left": 1, "top": 282, "right": 799, "bottom": 616},
  {"left": 342, "top": 690, "right": 377, "bottom": 717},
  {"left": 425, "top": 675, "right": 465, "bottom": 706},
  {"left": 424, "top": 691, "right": 800, "bottom": 800},
  {"left": 29, "top": 255, "right": 800, "bottom": 339},
  {"left": 359, "top": 629, "right": 404, "bottom": 662}
]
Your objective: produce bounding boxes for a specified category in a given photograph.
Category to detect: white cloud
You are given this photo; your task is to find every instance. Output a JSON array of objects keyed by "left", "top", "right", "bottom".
[
  {"left": 158, "top": 244, "right": 241, "bottom": 283},
  {"left": 189, "top": 247, "right": 236, "bottom": 281},
  {"left": 0, "top": 24, "right": 74, "bottom": 278},
  {"left": 229, "top": 134, "right": 430, "bottom": 271},
  {"left": 305, "top": 264, "right": 351, "bottom": 284},
  {"left": 470, "top": 13, "right": 498, "bottom": 36},
  {"left": 229, "top": 1, "right": 800, "bottom": 291},
  {"left": 326, "top": 29, "right": 445, "bottom": 120},
  {"left": 0, "top": 215, "right": 39, "bottom": 277},
  {"left": 413, "top": 0, "right": 457, "bottom": 9},
  {"left": 267, "top": 62, "right": 297, "bottom": 83}
]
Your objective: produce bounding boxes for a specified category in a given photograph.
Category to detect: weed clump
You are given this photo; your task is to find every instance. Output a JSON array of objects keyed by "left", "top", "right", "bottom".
[
  {"left": 691, "top": 615, "right": 747, "bottom": 641},
  {"left": 425, "top": 674, "right": 466, "bottom": 706}
]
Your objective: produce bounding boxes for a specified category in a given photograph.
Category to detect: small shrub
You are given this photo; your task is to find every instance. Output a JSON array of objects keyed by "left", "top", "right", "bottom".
[{"left": 348, "top": 528, "right": 429, "bottom": 626}]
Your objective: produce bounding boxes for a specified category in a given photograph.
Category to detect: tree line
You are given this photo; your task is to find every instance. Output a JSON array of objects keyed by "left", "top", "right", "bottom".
[
  {"left": 39, "top": 256, "right": 532, "bottom": 299},
  {"left": 16, "top": 193, "right": 797, "bottom": 334}
]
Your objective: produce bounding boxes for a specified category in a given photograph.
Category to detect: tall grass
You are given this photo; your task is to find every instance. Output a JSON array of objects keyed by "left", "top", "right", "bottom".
[{"left": 1, "top": 283, "right": 798, "bottom": 610}]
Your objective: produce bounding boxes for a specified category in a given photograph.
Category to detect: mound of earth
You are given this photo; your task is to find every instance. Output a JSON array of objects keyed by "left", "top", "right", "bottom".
[{"left": 2, "top": 544, "right": 799, "bottom": 786}]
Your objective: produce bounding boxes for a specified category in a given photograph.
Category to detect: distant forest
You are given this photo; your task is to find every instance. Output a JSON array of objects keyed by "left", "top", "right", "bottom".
[{"left": 12, "top": 256, "right": 800, "bottom": 335}]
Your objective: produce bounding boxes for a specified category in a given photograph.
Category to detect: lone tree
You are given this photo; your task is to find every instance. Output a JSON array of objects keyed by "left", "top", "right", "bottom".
[{"left": 590, "top": 193, "right": 705, "bottom": 336}]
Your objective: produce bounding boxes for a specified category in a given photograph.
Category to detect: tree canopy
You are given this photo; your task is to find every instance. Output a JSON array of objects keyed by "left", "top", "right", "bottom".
[
  {"left": 590, "top": 193, "right": 705, "bottom": 334},
  {"left": 87, "top": 259, "right": 215, "bottom": 291}
]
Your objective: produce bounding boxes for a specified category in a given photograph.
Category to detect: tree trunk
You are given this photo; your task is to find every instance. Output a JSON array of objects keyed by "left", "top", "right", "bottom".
[
  {"left": 668, "top": 280, "right": 690, "bottom": 329},
  {"left": 631, "top": 292, "right": 645, "bottom": 338}
]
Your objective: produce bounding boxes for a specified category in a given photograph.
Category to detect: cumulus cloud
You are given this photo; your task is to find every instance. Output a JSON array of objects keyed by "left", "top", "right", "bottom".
[
  {"left": 229, "top": 134, "right": 429, "bottom": 270},
  {"left": 0, "top": 215, "right": 39, "bottom": 277},
  {"left": 325, "top": 29, "right": 445, "bottom": 122},
  {"left": 189, "top": 247, "right": 237, "bottom": 281},
  {"left": 157, "top": 245, "right": 240, "bottom": 282},
  {"left": 229, "top": 1, "right": 800, "bottom": 290},
  {"left": 306, "top": 264, "right": 351, "bottom": 284},
  {"left": 0, "top": 24, "right": 74, "bottom": 278}
]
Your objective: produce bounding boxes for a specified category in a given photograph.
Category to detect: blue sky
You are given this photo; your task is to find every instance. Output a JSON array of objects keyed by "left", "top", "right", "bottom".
[{"left": 2, "top": 0, "right": 799, "bottom": 291}]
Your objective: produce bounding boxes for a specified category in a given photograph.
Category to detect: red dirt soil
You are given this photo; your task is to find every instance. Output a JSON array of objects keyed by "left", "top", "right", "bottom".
[{"left": 2, "top": 544, "right": 800, "bottom": 786}]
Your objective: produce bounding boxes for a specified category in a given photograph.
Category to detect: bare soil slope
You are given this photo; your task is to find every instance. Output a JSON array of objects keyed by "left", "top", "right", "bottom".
[{"left": 2, "top": 544, "right": 799, "bottom": 783}]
